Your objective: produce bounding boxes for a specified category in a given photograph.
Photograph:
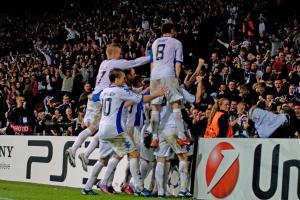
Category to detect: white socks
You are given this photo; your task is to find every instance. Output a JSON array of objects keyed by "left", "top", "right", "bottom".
[
  {"left": 150, "top": 111, "right": 160, "bottom": 140},
  {"left": 129, "top": 158, "right": 143, "bottom": 190},
  {"left": 155, "top": 162, "right": 165, "bottom": 196},
  {"left": 84, "top": 133, "right": 99, "bottom": 159},
  {"left": 122, "top": 161, "right": 131, "bottom": 187},
  {"left": 101, "top": 157, "right": 119, "bottom": 185},
  {"left": 71, "top": 128, "right": 93, "bottom": 155},
  {"left": 84, "top": 161, "right": 104, "bottom": 190},
  {"left": 173, "top": 109, "right": 186, "bottom": 139},
  {"left": 179, "top": 160, "right": 189, "bottom": 193},
  {"left": 140, "top": 159, "right": 153, "bottom": 180}
]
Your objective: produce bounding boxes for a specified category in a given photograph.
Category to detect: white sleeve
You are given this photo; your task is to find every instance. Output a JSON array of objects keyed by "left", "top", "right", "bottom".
[
  {"left": 175, "top": 41, "right": 183, "bottom": 63},
  {"left": 117, "top": 56, "right": 150, "bottom": 69},
  {"left": 119, "top": 89, "right": 143, "bottom": 103},
  {"left": 182, "top": 88, "right": 196, "bottom": 104}
]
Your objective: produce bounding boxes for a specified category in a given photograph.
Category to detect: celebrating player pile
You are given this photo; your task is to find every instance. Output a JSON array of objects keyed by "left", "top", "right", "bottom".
[{"left": 66, "top": 23, "right": 196, "bottom": 198}]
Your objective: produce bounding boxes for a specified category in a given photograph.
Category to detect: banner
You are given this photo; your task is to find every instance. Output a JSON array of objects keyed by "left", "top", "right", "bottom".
[
  {"left": 0, "top": 136, "right": 128, "bottom": 189},
  {"left": 194, "top": 139, "right": 300, "bottom": 200},
  {"left": 0, "top": 136, "right": 180, "bottom": 194}
]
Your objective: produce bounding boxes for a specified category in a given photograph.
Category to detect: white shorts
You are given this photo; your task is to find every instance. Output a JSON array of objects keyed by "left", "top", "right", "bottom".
[
  {"left": 83, "top": 100, "right": 102, "bottom": 129},
  {"left": 150, "top": 77, "right": 183, "bottom": 105},
  {"left": 140, "top": 145, "right": 155, "bottom": 162},
  {"left": 139, "top": 124, "right": 155, "bottom": 161},
  {"left": 154, "top": 128, "right": 187, "bottom": 158},
  {"left": 99, "top": 133, "right": 137, "bottom": 158},
  {"left": 98, "top": 139, "right": 114, "bottom": 159}
]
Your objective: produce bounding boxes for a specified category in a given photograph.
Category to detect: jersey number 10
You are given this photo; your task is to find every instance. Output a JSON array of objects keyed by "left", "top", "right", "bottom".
[{"left": 103, "top": 98, "right": 112, "bottom": 116}]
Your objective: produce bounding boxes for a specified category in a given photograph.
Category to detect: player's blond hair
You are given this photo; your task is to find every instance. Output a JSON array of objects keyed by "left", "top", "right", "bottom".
[{"left": 106, "top": 43, "right": 121, "bottom": 58}]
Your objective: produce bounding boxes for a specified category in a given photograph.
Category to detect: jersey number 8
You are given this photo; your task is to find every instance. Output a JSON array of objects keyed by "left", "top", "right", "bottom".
[{"left": 156, "top": 44, "right": 165, "bottom": 60}]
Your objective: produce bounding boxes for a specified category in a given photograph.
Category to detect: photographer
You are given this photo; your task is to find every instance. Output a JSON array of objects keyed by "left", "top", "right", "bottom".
[{"left": 6, "top": 95, "right": 35, "bottom": 135}]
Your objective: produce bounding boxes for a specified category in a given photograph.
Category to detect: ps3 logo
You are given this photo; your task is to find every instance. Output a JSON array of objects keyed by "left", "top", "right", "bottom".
[{"left": 26, "top": 140, "right": 97, "bottom": 184}]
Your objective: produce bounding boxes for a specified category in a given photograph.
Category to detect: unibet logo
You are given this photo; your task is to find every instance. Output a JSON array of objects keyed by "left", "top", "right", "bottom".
[{"left": 205, "top": 142, "right": 239, "bottom": 198}]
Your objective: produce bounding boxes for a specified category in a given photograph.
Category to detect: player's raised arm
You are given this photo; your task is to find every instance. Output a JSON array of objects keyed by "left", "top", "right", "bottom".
[{"left": 117, "top": 56, "right": 151, "bottom": 70}]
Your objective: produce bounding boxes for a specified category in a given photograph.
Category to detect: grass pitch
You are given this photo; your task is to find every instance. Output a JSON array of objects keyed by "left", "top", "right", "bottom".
[{"left": 0, "top": 180, "right": 160, "bottom": 200}]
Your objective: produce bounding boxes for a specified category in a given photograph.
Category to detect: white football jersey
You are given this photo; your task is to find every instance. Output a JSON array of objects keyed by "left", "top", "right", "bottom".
[
  {"left": 151, "top": 36, "right": 183, "bottom": 80},
  {"left": 98, "top": 86, "right": 143, "bottom": 139},
  {"left": 94, "top": 56, "right": 150, "bottom": 93}
]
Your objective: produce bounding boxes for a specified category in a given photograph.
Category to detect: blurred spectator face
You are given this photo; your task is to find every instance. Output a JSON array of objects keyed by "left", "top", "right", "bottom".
[
  {"left": 125, "top": 68, "right": 136, "bottom": 83},
  {"left": 223, "top": 66, "right": 229, "bottom": 74},
  {"left": 266, "top": 94, "right": 274, "bottom": 104},
  {"left": 247, "top": 53, "right": 255, "bottom": 61},
  {"left": 237, "top": 103, "right": 246, "bottom": 115},
  {"left": 55, "top": 72, "right": 60, "bottom": 78},
  {"left": 219, "top": 84, "right": 226, "bottom": 92},
  {"left": 256, "top": 54, "right": 262, "bottom": 61},
  {"left": 279, "top": 52, "right": 285, "bottom": 61},
  {"left": 84, "top": 83, "right": 91, "bottom": 92},
  {"left": 44, "top": 69, "right": 50, "bottom": 75},
  {"left": 256, "top": 85, "right": 265, "bottom": 95},
  {"left": 192, "top": 109, "right": 199, "bottom": 118},
  {"left": 228, "top": 81, "right": 235, "bottom": 90},
  {"left": 239, "top": 49, "right": 246, "bottom": 57},
  {"left": 274, "top": 80, "right": 282, "bottom": 89},
  {"left": 295, "top": 105, "right": 300, "bottom": 119},
  {"left": 251, "top": 63, "right": 258, "bottom": 72},
  {"left": 239, "top": 85, "right": 249, "bottom": 96},
  {"left": 63, "top": 95, "right": 70, "bottom": 104},
  {"left": 206, "top": 104, "right": 212, "bottom": 117},
  {"left": 54, "top": 110, "right": 61, "bottom": 119},
  {"left": 38, "top": 112, "right": 46, "bottom": 120},
  {"left": 65, "top": 108, "right": 72, "bottom": 117},
  {"left": 25, "top": 78, "right": 31, "bottom": 84},
  {"left": 211, "top": 53, "right": 218, "bottom": 62},
  {"left": 288, "top": 85, "right": 295, "bottom": 95},
  {"left": 225, "top": 55, "right": 231, "bottom": 63},
  {"left": 243, "top": 61, "right": 250, "bottom": 71},
  {"left": 230, "top": 101, "right": 238, "bottom": 112},
  {"left": 66, "top": 70, "right": 71, "bottom": 77},
  {"left": 220, "top": 99, "right": 230, "bottom": 112},
  {"left": 16, "top": 96, "right": 25, "bottom": 108},
  {"left": 297, "top": 65, "right": 300, "bottom": 73},
  {"left": 78, "top": 111, "right": 84, "bottom": 120},
  {"left": 265, "top": 65, "right": 272, "bottom": 73},
  {"left": 16, "top": 82, "right": 21, "bottom": 89}
]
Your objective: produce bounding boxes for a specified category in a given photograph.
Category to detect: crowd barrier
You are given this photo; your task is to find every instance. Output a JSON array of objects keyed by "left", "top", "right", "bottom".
[
  {"left": 0, "top": 136, "right": 180, "bottom": 194},
  {"left": 1, "top": 136, "right": 299, "bottom": 199},
  {"left": 194, "top": 138, "right": 300, "bottom": 200}
]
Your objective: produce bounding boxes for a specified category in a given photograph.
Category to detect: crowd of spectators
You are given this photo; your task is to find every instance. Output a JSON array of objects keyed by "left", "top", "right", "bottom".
[{"left": 0, "top": 0, "right": 299, "bottom": 137}]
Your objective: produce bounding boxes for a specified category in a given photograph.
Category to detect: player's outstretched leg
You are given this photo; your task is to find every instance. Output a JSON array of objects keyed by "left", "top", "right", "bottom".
[{"left": 79, "top": 132, "right": 99, "bottom": 171}]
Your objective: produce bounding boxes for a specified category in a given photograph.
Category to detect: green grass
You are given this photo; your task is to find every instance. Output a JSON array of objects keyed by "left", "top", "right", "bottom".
[{"left": 0, "top": 180, "right": 158, "bottom": 200}]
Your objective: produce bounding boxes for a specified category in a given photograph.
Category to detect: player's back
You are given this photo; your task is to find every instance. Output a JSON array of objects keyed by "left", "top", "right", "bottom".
[
  {"left": 95, "top": 59, "right": 120, "bottom": 93},
  {"left": 151, "top": 36, "right": 183, "bottom": 80},
  {"left": 99, "top": 86, "right": 143, "bottom": 139},
  {"left": 95, "top": 57, "right": 149, "bottom": 92},
  {"left": 99, "top": 86, "right": 127, "bottom": 139}
]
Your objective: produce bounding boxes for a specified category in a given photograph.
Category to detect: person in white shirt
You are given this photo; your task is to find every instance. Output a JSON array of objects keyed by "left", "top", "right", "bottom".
[
  {"left": 66, "top": 43, "right": 151, "bottom": 171},
  {"left": 150, "top": 23, "right": 188, "bottom": 148},
  {"left": 82, "top": 68, "right": 165, "bottom": 196}
]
